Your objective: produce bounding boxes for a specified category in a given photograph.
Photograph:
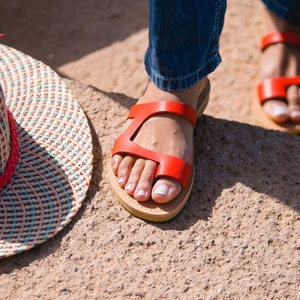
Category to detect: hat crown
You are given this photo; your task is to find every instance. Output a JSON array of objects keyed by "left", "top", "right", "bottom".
[{"left": 0, "top": 87, "right": 11, "bottom": 176}]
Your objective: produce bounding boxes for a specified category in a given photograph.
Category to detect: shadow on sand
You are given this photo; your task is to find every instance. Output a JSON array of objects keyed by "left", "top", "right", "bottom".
[
  {"left": 0, "top": 0, "right": 148, "bottom": 67},
  {"left": 158, "top": 115, "right": 299, "bottom": 230}
]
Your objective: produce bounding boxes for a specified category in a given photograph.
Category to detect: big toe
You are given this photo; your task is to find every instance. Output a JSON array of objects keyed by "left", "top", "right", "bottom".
[
  {"left": 151, "top": 178, "right": 182, "bottom": 204},
  {"left": 263, "top": 100, "right": 289, "bottom": 123}
]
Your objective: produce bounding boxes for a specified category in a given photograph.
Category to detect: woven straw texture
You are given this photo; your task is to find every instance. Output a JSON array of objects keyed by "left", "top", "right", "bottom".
[{"left": 0, "top": 44, "right": 93, "bottom": 258}]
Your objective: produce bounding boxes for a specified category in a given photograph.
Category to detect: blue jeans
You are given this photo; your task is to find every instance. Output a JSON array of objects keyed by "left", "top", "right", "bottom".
[
  {"left": 145, "top": 0, "right": 300, "bottom": 91},
  {"left": 262, "top": 0, "right": 300, "bottom": 26}
]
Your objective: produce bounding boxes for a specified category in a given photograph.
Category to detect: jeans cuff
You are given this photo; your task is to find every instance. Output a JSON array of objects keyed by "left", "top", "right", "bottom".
[{"left": 145, "top": 52, "right": 222, "bottom": 91}]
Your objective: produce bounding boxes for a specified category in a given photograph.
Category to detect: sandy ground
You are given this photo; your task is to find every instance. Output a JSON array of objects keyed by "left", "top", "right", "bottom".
[{"left": 1, "top": 1, "right": 300, "bottom": 299}]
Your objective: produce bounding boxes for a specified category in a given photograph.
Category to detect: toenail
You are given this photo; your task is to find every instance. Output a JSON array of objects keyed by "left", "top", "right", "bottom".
[
  {"left": 153, "top": 185, "right": 169, "bottom": 197},
  {"left": 137, "top": 189, "right": 147, "bottom": 197},
  {"left": 125, "top": 183, "right": 133, "bottom": 191},
  {"left": 273, "top": 106, "right": 287, "bottom": 116},
  {"left": 290, "top": 111, "right": 300, "bottom": 118},
  {"left": 118, "top": 177, "right": 124, "bottom": 184}
]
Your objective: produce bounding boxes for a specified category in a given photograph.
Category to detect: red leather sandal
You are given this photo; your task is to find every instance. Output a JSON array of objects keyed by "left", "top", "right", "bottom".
[
  {"left": 254, "top": 32, "right": 300, "bottom": 134},
  {"left": 108, "top": 85, "right": 209, "bottom": 222}
]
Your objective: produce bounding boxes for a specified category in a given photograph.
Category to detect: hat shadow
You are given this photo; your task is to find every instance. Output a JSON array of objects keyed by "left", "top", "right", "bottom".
[
  {"left": 154, "top": 115, "right": 300, "bottom": 230},
  {"left": 0, "top": 123, "right": 99, "bottom": 271}
]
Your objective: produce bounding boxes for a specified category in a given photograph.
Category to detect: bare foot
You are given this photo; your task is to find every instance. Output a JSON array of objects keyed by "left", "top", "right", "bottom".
[
  {"left": 111, "top": 77, "right": 208, "bottom": 204},
  {"left": 260, "top": 8, "right": 300, "bottom": 123}
]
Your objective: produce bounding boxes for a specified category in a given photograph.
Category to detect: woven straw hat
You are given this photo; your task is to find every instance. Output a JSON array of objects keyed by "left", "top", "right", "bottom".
[{"left": 0, "top": 44, "right": 93, "bottom": 258}]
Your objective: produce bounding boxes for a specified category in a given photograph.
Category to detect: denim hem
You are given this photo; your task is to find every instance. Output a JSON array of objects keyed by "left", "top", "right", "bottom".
[
  {"left": 145, "top": 52, "right": 222, "bottom": 91},
  {"left": 262, "top": 0, "right": 300, "bottom": 26}
]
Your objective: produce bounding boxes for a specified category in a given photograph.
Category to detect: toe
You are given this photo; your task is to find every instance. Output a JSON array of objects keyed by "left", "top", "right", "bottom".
[
  {"left": 124, "top": 158, "right": 147, "bottom": 196},
  {"left": 263, "top": 100, "right": 289, "bottom": 123},
  {"left": 133, "top": 160, "right": 157, "bottom": 202},
  {"left": 289, "top": 108, "right": 300, "bottom": 121},
  {"left": 152, "top": 178, "right": 182, "bottom": 204},
  {"left": 287, "top": 85, "right": 300, "bottom": 122},
  {"left": 117, "top": 156, "right": 134, "bottom": 188},
  {"left": 111, "top": 154, "right": 123, "bottom": 174}
]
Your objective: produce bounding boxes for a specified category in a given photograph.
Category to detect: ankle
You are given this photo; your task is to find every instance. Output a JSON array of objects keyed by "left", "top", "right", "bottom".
[
  {"left": 140, "top": 78, "right": 208, "bottom": 110},
  {"left": 263, "top": 7, "right": 300, "bottom": 34}
]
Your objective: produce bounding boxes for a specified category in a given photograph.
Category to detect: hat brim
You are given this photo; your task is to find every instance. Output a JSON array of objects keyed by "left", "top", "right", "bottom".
[{"left": 0, "top": 44, "right": 93, "bottom": 258}]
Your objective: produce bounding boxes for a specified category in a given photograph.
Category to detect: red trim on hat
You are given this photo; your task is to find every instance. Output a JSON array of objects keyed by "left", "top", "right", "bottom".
[{"left": 0, "top": 108, "right": 19, "bottom": 189}]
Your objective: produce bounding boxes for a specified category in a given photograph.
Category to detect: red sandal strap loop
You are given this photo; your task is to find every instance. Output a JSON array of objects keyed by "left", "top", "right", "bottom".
[
  {"left": 258, "top": 76, "right": 300, "bottom": 103},
  {"left": 128, "top": 101, "right": 198, "bottom": 128},
  {"left": 112, "top": 101, "right": 197, "bottom": 187},
  {"left": 260, "top": 32, "right": 300, "bottom": 51}
]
